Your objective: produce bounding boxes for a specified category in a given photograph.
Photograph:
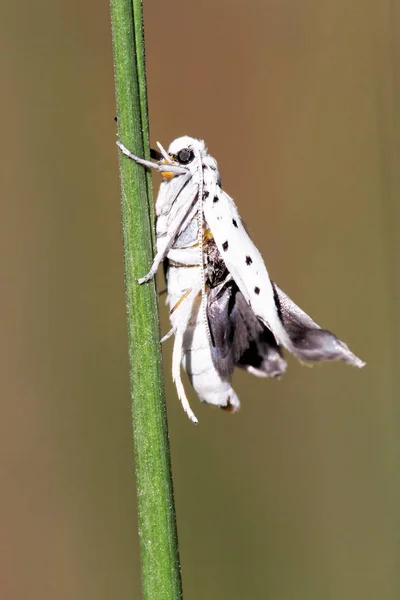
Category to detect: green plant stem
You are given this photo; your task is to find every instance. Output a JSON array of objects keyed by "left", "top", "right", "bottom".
[{"left": 110, "top": 1, "right": 183, "bottom": 598}]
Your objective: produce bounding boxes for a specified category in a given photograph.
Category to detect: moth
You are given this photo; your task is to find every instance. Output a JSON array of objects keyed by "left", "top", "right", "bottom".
[{"left": 117, "top": 136, "right": 365, "bottom": 423}]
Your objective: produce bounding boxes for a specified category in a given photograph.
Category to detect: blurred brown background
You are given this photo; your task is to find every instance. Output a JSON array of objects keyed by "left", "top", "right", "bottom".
[{"left": 1, "top": 1, "right": 398, "bottom": 599}]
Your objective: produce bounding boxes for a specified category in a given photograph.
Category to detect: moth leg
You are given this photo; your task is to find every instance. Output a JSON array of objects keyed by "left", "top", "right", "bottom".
[
  {"left": 138, "top": 173, "right": 198, "bottom": 285},
  {"left": 117, "top": 141, "right": 187, "bottom": 175},
  {"left": 117, "top": 141, "right": 159, "bottom": 169},
  {"left": 170, "top": 289, "right": 191, "bottom": 314},
  {"left": 139, "top": 231, "right": 186, "bottom": 285},
  {"left": 171, "top": 286, "right": 201, "bottom": 424},
  {"left": 160, "top": 327, "right": 174, "bottom": 343},
  {"left": 160, "top": 287, "right": 192, "bottom": 343},
  {"left": 138, "top": 246, "right": 168, "bottom": 284},
  {"left": 172, "top": 329, "right": 198, "bottom": 424}
]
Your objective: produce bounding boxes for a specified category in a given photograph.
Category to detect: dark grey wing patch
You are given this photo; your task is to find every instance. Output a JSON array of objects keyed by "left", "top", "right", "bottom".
[
  {"left": 206, "top": 279, "right": 237, "bottom": 380},
  {"left": 207, "top": 278, "right": 287, "bottom": 381},
  {"left": 237, "top": 326, "right": 287, "bottom": 378},
  {"left": 272, "top": 282, "right": 365, "bottom": 367}
]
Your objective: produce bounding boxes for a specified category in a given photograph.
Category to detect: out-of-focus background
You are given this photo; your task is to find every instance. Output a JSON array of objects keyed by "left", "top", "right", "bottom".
[{"left": 1, "top": 1, "right": 398, "bottom": 599}]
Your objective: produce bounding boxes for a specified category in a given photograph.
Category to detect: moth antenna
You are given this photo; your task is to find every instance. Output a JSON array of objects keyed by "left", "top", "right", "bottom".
[
  {"left": 156, "top": 141, "right": 172, "bottom": 163},
  {"left": 196, "top": 151, "right": 212, "bottom": 345}
]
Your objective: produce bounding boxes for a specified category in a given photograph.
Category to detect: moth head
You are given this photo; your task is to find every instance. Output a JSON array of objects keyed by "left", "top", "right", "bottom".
[
  {"left": 168, "top": 136, "right": 207, "bottom": 166},
  {"left": 152, "top": 137, "right": 207, "bottom": 180}
]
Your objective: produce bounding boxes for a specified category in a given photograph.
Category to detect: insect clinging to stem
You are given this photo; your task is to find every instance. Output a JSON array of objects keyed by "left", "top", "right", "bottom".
[{"left": 117, "top": 136, "right": 365, "bottom": 424}]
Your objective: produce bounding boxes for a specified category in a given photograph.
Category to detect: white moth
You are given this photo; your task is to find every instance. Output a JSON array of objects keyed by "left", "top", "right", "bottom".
[{"left": 117, "top": 136, "right": 365, "bottom": 423}]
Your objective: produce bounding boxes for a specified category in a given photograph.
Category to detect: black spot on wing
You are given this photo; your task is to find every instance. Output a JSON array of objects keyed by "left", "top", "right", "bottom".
[
  {"left": 203, "top": 190, "right": 209, "bottom": 199},
  {"left": 232, "top": 219, "right": 238, "bottom": 228},
  {"left": 245, "top": 255, "right": 252, "bottom": 265},
  {"left": 213, "top": 195, "right": 219, "bottom": 203},
  {"left": 222, "top": 241, "right": 229, "bottom": 251},
  {"left": 254, "top": 286, "right": 260, "bottom": 295}
]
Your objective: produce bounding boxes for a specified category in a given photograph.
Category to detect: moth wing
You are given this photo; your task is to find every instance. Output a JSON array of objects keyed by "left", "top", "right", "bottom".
[
  {"left": 204, "top": 189, "right": 293, "bottom": 352},
  {"left": 207, "top": 278, "right": 287, "bottom": 380},
  {"left": 272, "top": 282, "right": 365, "bottom": 367},
  {"left": 205, "top": 279, "right": 236, "bottom": 380}
]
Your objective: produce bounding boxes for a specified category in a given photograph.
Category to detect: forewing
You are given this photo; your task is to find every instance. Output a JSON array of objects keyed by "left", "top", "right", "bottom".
[
  {"left": 203, "top": 188, "right": 293, "bottom": 352},
  {"left": 272, "top": 283, "right": 365, "bottom": 367}
]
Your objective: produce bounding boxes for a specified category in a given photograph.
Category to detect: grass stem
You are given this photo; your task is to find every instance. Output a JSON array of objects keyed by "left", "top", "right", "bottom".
[{"left": 110, "top": 1, "right": 183, "bottom": 597}]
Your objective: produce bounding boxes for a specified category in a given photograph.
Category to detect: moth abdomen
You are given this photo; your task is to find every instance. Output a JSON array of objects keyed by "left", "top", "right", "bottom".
[{"left": 204, "top": 236, "right": 229, "bottom": 288}]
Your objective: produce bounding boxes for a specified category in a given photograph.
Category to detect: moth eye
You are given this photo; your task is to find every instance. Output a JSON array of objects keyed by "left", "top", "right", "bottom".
[{"left": 177, "top": 148, "right": 195, "bottom": 164}]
